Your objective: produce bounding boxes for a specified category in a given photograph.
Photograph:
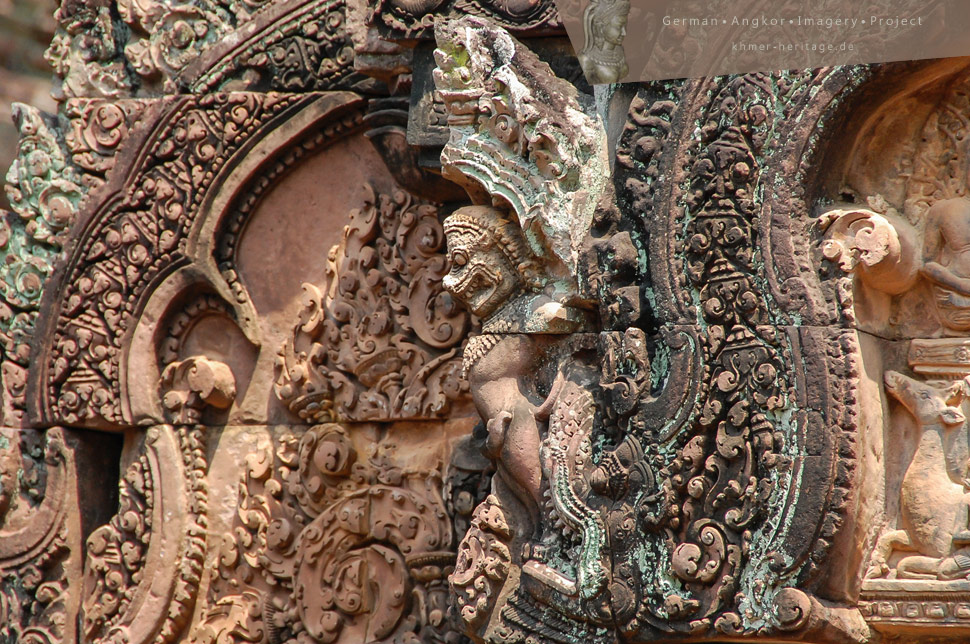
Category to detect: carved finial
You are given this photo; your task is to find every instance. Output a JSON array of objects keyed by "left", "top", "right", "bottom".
[
  {"left": 432, "top": 16, "right": 610, "bottom": 305},
  {"left": 817, "top": 204, "right": 919, "bottom": 294}
]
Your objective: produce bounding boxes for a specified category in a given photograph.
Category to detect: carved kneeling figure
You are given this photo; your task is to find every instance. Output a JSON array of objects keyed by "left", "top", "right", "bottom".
[{"left": 868, "top": 371, "right": 970, "bottom": 580}]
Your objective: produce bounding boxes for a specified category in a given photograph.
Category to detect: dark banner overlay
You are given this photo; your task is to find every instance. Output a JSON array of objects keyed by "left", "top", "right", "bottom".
[{"left": 554, "top": 0, "right": 970, "bottom": 83}]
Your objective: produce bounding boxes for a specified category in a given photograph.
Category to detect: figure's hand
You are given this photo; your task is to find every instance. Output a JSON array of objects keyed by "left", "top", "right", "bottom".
[
  {"left": 484, "top": 411, "right": 513, "bottom": 458},
  {"left": 864, "top": 561, "right": 888, "bottom": 579}
]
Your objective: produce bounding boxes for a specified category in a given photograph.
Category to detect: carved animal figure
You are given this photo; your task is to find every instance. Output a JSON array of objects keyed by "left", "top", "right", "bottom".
[{"left": 868, "top": 371, "right": 970, "bottom": 579}]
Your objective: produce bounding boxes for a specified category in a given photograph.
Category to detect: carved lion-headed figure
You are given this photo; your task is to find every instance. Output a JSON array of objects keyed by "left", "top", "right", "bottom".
[
  {"left": 443, "top": 205, "right": 592, "bottom": 335},
  {"left": 442, "top": 205, "right": 541, "bottom": 323}
]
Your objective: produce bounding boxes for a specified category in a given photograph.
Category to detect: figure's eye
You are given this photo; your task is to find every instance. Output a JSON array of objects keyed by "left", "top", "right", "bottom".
[{"left": 453, "top": 251, "right": 468, "bottom": 267}]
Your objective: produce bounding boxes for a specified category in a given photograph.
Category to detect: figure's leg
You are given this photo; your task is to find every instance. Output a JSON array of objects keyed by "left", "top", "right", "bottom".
[
  {"left": 866, "top": 530, "right": 913, "bottom": 578},
  {"left": 499, "top": 399, "right": 544, "bottom": 514},
  {"left": 938, "top": 551, "right": 970, "bottom": 579},
  {"left": 897, "top": 555, "right": 946, "bottom": 580}
]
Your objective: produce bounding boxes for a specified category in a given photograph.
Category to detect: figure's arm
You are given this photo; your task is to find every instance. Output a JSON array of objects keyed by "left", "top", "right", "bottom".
[{"left": 922, "top": 207, "right": 944, "bottom": 267}]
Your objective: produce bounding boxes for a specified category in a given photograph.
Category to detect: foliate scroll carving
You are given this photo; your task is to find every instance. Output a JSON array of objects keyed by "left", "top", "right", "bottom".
[
  {"left": 0, "top": 428, "right": 83, "bottom": 644},
  {"left": 1, "top": 99, "right": 145, "bottom": 423},
  {"left": 817, "top": 201, "right": 921, "bottom": 325},
  {"left": 450, "top": 494, "right": 511, "bottom": 629},
  {"left": 582, "top": 70, "right": 869, "bottom": 643},
  {"left": 47, "top": 0, "right": 231, "bottom": 97},
  {"left": 4, "top": 105, "right": 84, "bottom": 253},
  {"left": 82, "top": 425, "right": 208, "bottom": 644},
  {"left": 274, "top": 185, "right": 471, "bottom": 422},
  {"left": 45, "top": 0, "right": 132, "bottom": 100},
  {"left": 161, "top": 356, "right": 236, "bottom": 424},
  {"left": 197, "top": 424, "right": 461, "bottom": 644},
  {"left": 189, "top": 0, "right": 365, "bottom": 94},
  {"left": 119, "top": 1, "right": 232, "bottom": 90},
  {"left": 37, "top": 92, "right": 334, "bottom": 428},
  {"left": 46, "top": 0, "right": 363, "bottom": 100},
  {"left": 904, "top": 73, "right": 970, "bottom": 222},
  {"left": 63, "top": 99, "right": 150, "bottom": 187},
  {"left": 593, "top": 74, "right": 807, "bottom": 639}
]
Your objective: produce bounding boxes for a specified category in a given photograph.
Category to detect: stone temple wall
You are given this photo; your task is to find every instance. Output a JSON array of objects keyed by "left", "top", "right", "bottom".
[{"left": 3, "top": 1, "right": 970, "bottom": 643}]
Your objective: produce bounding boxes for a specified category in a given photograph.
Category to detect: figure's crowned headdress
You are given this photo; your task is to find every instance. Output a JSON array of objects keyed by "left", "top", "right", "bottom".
[{"left": 443, "top": 207, "right": 542, "bottom": 291}]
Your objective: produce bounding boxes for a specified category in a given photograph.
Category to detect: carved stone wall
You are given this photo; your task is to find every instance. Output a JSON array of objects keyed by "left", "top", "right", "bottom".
[{"left": 3, "top": 1, "right": 970, "bottom": 643}]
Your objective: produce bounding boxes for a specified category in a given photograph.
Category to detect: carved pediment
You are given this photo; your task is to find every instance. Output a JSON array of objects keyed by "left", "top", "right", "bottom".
[{"left": 7, "top": 0, "right": 970, "bottom": 642}]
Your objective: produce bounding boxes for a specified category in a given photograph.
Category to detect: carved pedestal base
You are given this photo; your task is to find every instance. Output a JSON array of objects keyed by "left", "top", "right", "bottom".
[
  {"left": 910, "top": 339, "right": 970, "bottom": 378},
  {"left": 861, "top": 579, "right": 970, "bottom": 634}
]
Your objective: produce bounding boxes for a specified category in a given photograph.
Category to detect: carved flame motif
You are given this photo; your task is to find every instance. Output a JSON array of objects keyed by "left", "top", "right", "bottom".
[
  {"left": 450, "top": 494, "right": 512, "bottom": 628},
  {"left": 275, "top": 185, "right": 471, "bottom": 422}
]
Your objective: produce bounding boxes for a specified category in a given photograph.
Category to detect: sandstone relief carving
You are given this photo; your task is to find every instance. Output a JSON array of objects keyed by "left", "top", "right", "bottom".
[
  {"left": 818, "top": 67, "right": 970, "bottom": 636},
  {"left": 274, "top": 184, "right": 471, "bottom": 423},
  {"left": 10, "top": 0, "right": 970, "bottom": 641},
  {"left": 195, "top": 424, "right": 462, "bottom": 644},
  {"left": 431, "top": 17, "right": 614, "bottom": 643},
  {"left": 577, "top": 0, "right": 630, "bottom": 84},
  {"left": 868, "top": 372, "right": 970, "bottom": 581},
  {"left": 81, "top": 426, "right": 208, "bottom": 644},
  {"left": 0, "top": 429, "right": 82, "bottom": 644}
]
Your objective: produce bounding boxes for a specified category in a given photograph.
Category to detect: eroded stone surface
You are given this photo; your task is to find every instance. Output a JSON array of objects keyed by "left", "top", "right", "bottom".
[{"left": 4, "top": 1, "right": 970, "bottom": 643}]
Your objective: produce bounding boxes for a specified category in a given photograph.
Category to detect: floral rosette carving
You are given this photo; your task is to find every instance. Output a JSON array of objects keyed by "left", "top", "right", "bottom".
[
  {"left": 198, "top": 425, "right": 461, "bottom": 644},
  {"left": 275, "top": 185, "right": 471, "bottom": 422}
]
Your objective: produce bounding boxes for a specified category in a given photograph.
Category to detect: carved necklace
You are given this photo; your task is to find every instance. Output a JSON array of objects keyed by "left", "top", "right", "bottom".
[
  {"left": 582, "top": 45, "right": 626, "bottom": 67},
  {"left": 462, "top": 334, "right": 503, "bottom": 378}
]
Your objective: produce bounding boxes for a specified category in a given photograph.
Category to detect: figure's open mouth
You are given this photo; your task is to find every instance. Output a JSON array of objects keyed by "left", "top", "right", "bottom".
[{"left": 447, "top": 264, "right": 500, "bottom": 317}]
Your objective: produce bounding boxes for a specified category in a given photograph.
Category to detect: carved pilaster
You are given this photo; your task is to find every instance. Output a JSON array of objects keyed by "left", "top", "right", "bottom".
[{"left": 81, "top": 425, "right": 208, "bottom": 644}]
